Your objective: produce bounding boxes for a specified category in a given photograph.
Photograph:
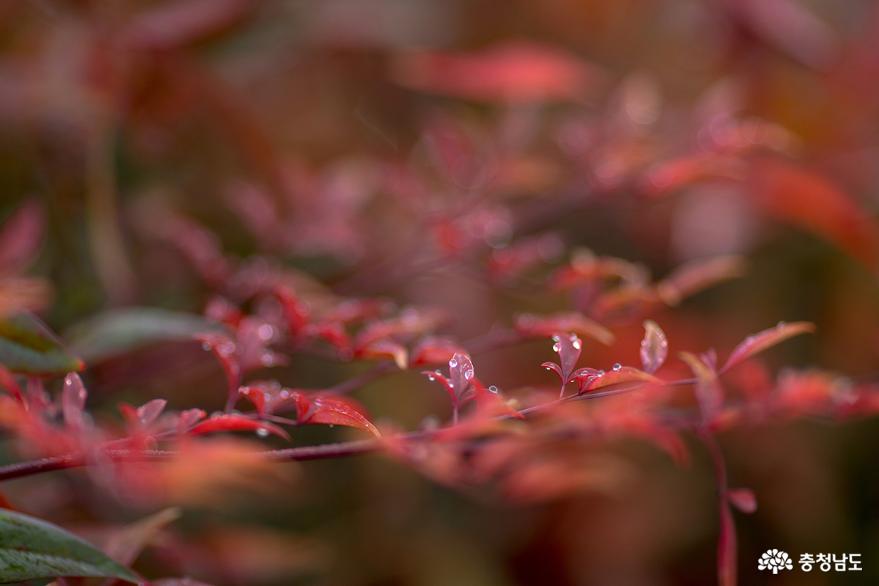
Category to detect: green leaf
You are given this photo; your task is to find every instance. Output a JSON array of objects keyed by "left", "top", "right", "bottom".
[
  {"left": 0, "top": 314, "right": 83, "bottom": 375},
  {"left": 69, "top": 308, "right": 227, "bottom": 363},
  {"left": 0, "top": 508, "right": 139, "bottom": 583}
]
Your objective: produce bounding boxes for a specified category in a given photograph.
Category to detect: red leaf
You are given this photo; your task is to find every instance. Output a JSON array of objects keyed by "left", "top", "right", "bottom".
[
  {"left": 137, "top": 399, "right": 168, "bottom": 427},
  {"left": 188, "top": 414, "right": 289, "bottom": 440},
  {"left": 357, "top": 340, "right": 408, "bottom": 369},
  {"left": 392, "top": 41, "right": 600, "bottom": 103},
  {"left": 410, "top": 337, "right": 466, "bottom": 366},
  {"left": 656, "top": 256, "right": 747, "bottom": 306},
  {"left": 639, "top": 320, "right": 668, "bottom": 374},
  {"left": 62, "top": 372, "right": 87, "bottom": 429},
  {"left": 728, "top": 488, "right": 758, "bottom": 514},
  {"left": 197, "top": 333, "right": 241, "bottom": 403},
  {"left": 515, "top": 313, "right": 614, "bottom": 345},
  {"left": 272, "top": 286, "right": 310, "bottom": 336},
  {"left": 542, "top": 334, "right": 583, "bottom": 386},
  {"left": 0, "top": 200, "right": 44, "bottom": 275},
  {"left": 488, "top": 234, "right": 564, "bottom": 282},
  {"left": 176, "top": 408, "right": 207, "bottom": 432},
  {"left": 121, "top": 0, "right": 258, "bottom": 51},
  {"left": 302, "top": 322, "right": 352, "bottom": 357},
  {"left": 642, "top": 154, "right": 744, "bottom": 198},
  {"left": 575, "top": 365, "right": 660, "bottom": 393},
  {"left": 722, "top": 321, "right": 815, "bottom": 372},
  {"left": 303, "top": 396, "right": 380, "bottom": 437},
  {"left": 680, "top": 352, "right": 723, "bottom": 420},
  {"left": 750, "top": 159, "right": 879, "bottom": 269},
  {"left": 354, "top": 308, "right": 445, "bottom": 350}
]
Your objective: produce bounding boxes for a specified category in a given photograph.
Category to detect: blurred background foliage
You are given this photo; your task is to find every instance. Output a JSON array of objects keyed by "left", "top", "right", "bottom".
[{"left": 2, "top": 0, "right": 879, "bottom": 584}]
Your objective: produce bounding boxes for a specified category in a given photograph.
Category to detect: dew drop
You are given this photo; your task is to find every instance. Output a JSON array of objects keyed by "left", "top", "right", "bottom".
[
  {"left": 488, "top": 385, "right": 499, "bottom": 394},
  {"left": 256, "top": 428, "right": 270, "bottom": 438},
  {"left": 552, "top": 342, "right": 561, "bottom": 352},
  {"left": 449, "top": 357, "right": 458, "bottom": 368},
  {"left": 572, "top": 338, "right": 582, "bottom": 350},
  {"left": 612, "top": 363, "right": 622, "bottom": 371}
]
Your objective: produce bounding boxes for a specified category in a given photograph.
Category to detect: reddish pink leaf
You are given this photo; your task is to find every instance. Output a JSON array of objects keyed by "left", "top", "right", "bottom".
[
  {"left": 728, "top": 488, "right": 757, "bottom": 514},
  {"left": 121, "top": 0, "right": 258, "bottom": 51},
  {"left": 541, "top": 334, "right": 583, "bottom": 387},
  {"left": 639, "top": 320, "right": 668, "bottom": 374},
  {"left": 723, "top": 0, "right": 838, "bottom": 69},
  {"left": 750, "top": 159, "right": 879, "bottom": 269},
  {"left": 303, "top": 396, "right": 380, "bottom": 437},
  {"left": 137, "top": 399, "right": 168, "bottom": 427},
  {"left": 488, "top": 234, "right": 564, "bottom": 282},
  {"left": 357, "top": 340, "right": 408, "bottom": 369},
  {"left": 62, "top": 372, "right": 87, "bottom": 429},
  {"left": 188, "top": 413, "right": 289, "bottom": 440},
  {"left": 393, "top": 41, "right": 600, "bottom": 103},
  {"left": 656, "top": 256, "right": 747, "bottom": 306},
  {"left": 680, "top": 352, "right": 724, "bottom": 420},
  {"left": 722, "top": 321, "right": 815, "bottom": 372},
  {"left": 410, "top": 337, "right": 465, "bottom": 366},
  {"left": 354, "top": 308, "right": 445, "bottom": 350},
  {"left": 515, "top": 313, "right": 614, "bottom": 345},
  {"left": 422, "top": 369, "right": 458, "bottom": 405},
  {"left": 272, "top": 286, "right": 310, "bottom": 336},
  {"left": 176, "top": 408, "right": 207, "bottom": 432},
  {"left": 550, "top": 252, "right": 647, "bottom": 291},
  {"left": 302, "top": 322, "right": 352, "bottom": 357},
  {"left": 642, "top": 154, "right": 744, "bottom": 198},
  {"left": 197, "top": 333, "right": 241, "bottom": 403},
  {"left": 575, "top": 365, "right": 660, "bottom": 393},
  {"left": 0, "top": 200, "right": 44, "bottom": 275}
]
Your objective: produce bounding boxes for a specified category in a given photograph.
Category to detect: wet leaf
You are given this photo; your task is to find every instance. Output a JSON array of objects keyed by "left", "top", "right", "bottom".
[
  {"left": 61, "top": 373, "right": 87, "bottom": 429},
  {"left": 575, "top": 366, "right": 660, "bottom": 393},
  {"left": 639, "top": 320, "right": 668, "bottom": 374},
  {"left": 722, "top": 321, "right": 815, "bottom": 372},
  {"left": 302, "top": 396, "right": 381, "bottom": 437},
  {"left": 0, "top": 508, "right": 138, "bottom": 583},
  {"left": 188, "top": 414, "right": 289, "bottom": 440}
]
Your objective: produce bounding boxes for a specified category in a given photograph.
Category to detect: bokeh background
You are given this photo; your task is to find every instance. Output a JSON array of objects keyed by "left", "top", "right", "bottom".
[{"left": 2, "top": 1, "right": 879, "bottom": 584}]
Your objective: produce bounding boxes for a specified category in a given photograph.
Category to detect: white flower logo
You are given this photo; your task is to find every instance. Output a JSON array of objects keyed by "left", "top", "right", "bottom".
[{"left": 758, "top": 549, "right": 793, "bottom": 574}]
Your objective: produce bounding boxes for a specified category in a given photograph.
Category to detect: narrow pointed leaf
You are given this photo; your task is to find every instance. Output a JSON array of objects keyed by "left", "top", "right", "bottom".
[
  {"left": 722, "top": 321, "right": 815, "bottom": 372},
  {"left": 728, "top": 488, "right": 757, "bottom": 514},
  {"left": 188, "top": 414, "right": 289, "bottom": 440},
  {"left": 69, "top": 308, "right": 226, "bottom": 363},
  {"left": 104, "top": 507, "right": 182, "bottom": 567},
  {"left": 639, "top": 320, "right": 668, "bottom": 374},
  {"left": 0, "top": 314, "right": 83, "bottom": 375},
  {"left": 305, "top": 397, "right": 381, "bottom": 437},
  {"left": 0, "top": 508, "right": 139, "bottom": 583}
]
